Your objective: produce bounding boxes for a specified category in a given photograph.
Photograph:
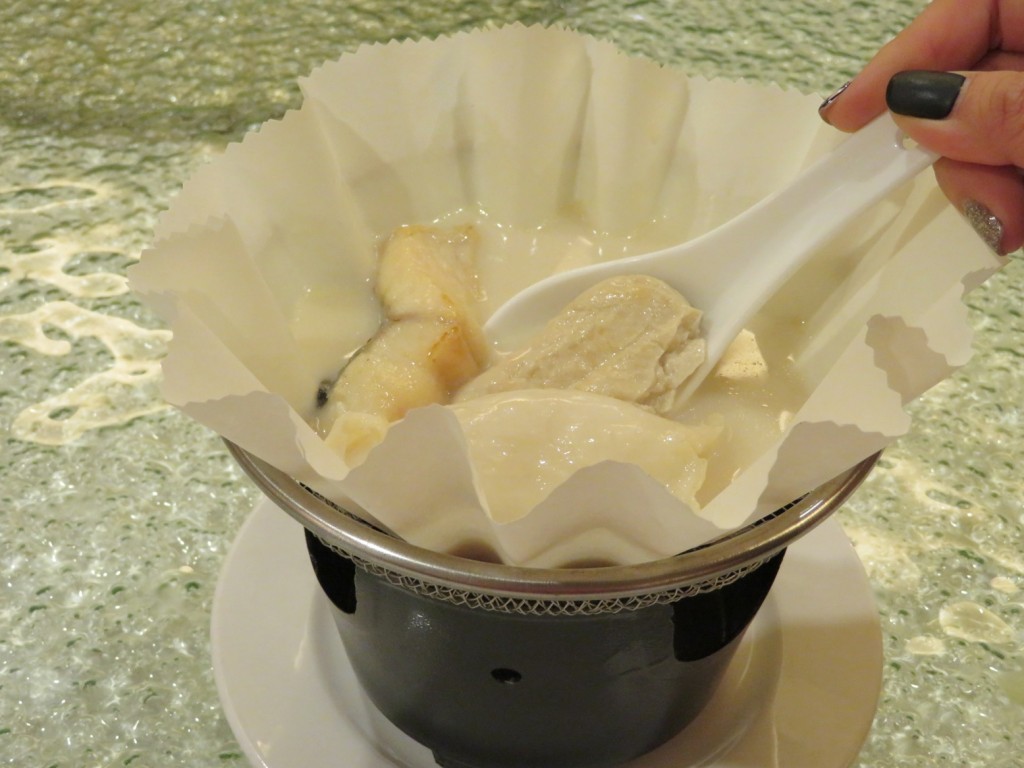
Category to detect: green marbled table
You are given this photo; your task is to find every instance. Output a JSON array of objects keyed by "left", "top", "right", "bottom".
[{"left": 1, "top": 1, "right": 1021, "bottom": 766}]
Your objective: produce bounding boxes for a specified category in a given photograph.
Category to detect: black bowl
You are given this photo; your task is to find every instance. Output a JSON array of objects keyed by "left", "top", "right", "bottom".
[{"left": 228, "top": 444, "right": 877, "bottom": 768}]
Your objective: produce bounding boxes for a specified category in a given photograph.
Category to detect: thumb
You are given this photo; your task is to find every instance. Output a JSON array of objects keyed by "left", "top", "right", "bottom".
[{"left": 886, "top": 69, "right": 1024, "bottom": 168}]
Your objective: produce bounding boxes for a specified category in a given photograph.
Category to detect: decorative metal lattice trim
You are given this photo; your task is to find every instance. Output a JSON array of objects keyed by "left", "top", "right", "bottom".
[
  {"left": 315, "top": 537, "right": 771, "bottom": 616},
  {"left": 303, "top": 483, "right": 787, "bottom": 616}
]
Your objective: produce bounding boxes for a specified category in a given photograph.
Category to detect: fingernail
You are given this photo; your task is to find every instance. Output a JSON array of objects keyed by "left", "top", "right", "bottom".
[
  {"left": 818, "top": 81, "right": 851, "bottom": 122},
  {"left": 886, "top": 70, "right": 966, "bottom": 119},
  {"left": 963, "top": 199, "right": 1004, "bottom": 254}
]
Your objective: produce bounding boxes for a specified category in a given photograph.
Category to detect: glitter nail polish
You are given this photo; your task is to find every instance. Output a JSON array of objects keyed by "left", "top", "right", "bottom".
[{"left": 963, "top": 200, "right": 1004, "bottom": 254}]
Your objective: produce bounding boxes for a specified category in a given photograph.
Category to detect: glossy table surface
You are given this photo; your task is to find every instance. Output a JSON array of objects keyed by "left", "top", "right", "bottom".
[{"left": 1, "top": 2, "right": 1021, "bottom": 767}]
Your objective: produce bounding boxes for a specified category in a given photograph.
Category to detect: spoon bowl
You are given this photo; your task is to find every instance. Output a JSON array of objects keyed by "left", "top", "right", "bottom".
[{"left": 483, "top": 113, "right": 937, "bottom": 399}]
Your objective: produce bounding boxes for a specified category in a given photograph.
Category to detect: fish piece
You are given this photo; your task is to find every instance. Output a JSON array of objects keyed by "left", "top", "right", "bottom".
[
  {"left": 321, "top": 224, "right": 486, "bottom": 463},
  {"left": 457, "top": 274, "right": 704, "bottom": 415},
  {"left": 451, "top": 389, "right": 720, "bottom": 522}
]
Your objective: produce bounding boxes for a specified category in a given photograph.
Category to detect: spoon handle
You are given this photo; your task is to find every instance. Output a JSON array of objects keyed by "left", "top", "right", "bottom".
[
  {"left": 697, "top": 113, "right": 936, "bottom": 313},
  {"left": 670, "top": 113, "right": 937, "bottom": 397}
]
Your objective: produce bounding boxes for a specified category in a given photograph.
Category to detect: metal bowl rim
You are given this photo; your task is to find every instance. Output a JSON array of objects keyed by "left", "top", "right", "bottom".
[{"left": 227, "top": 440, "right": 877, "bottom": 601}]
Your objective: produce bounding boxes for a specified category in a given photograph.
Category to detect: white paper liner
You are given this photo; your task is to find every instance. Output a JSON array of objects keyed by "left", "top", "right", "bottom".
[{"left": 129, "top": 24, "right": 1005, "bottom": 567}]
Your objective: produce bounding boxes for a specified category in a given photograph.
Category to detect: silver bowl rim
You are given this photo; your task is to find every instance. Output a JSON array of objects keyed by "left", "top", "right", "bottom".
[{"left": 227, "top": 440, "right": 878, "bottom": 601}]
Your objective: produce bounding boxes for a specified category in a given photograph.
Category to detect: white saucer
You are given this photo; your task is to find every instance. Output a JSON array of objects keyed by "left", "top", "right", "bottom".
[{"left": 212, "top": 498, "right": 882, "bottom": 768}]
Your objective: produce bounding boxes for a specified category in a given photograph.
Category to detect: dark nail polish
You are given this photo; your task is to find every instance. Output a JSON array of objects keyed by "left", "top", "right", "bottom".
[
  {"left": 818, "top": 80, "right": 851, "bottom": 115},
  {"left": 886, "top": 70, "right": 966, "bottom": 119}
]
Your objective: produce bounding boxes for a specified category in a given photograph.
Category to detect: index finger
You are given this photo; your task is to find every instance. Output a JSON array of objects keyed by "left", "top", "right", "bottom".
[{"left": 821, "top": 0, "right": 1024, "bottom": 131}]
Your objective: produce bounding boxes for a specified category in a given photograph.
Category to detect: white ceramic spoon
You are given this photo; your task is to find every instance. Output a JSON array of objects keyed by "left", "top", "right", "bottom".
[{"left": 484, "top": 113, "right": 937, "bottom": 400}]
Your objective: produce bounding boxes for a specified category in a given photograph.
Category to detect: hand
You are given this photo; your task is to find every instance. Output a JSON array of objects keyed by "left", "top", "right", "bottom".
[{"left": 819, "top": 0, "right": 1024, "bottom": 254}]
